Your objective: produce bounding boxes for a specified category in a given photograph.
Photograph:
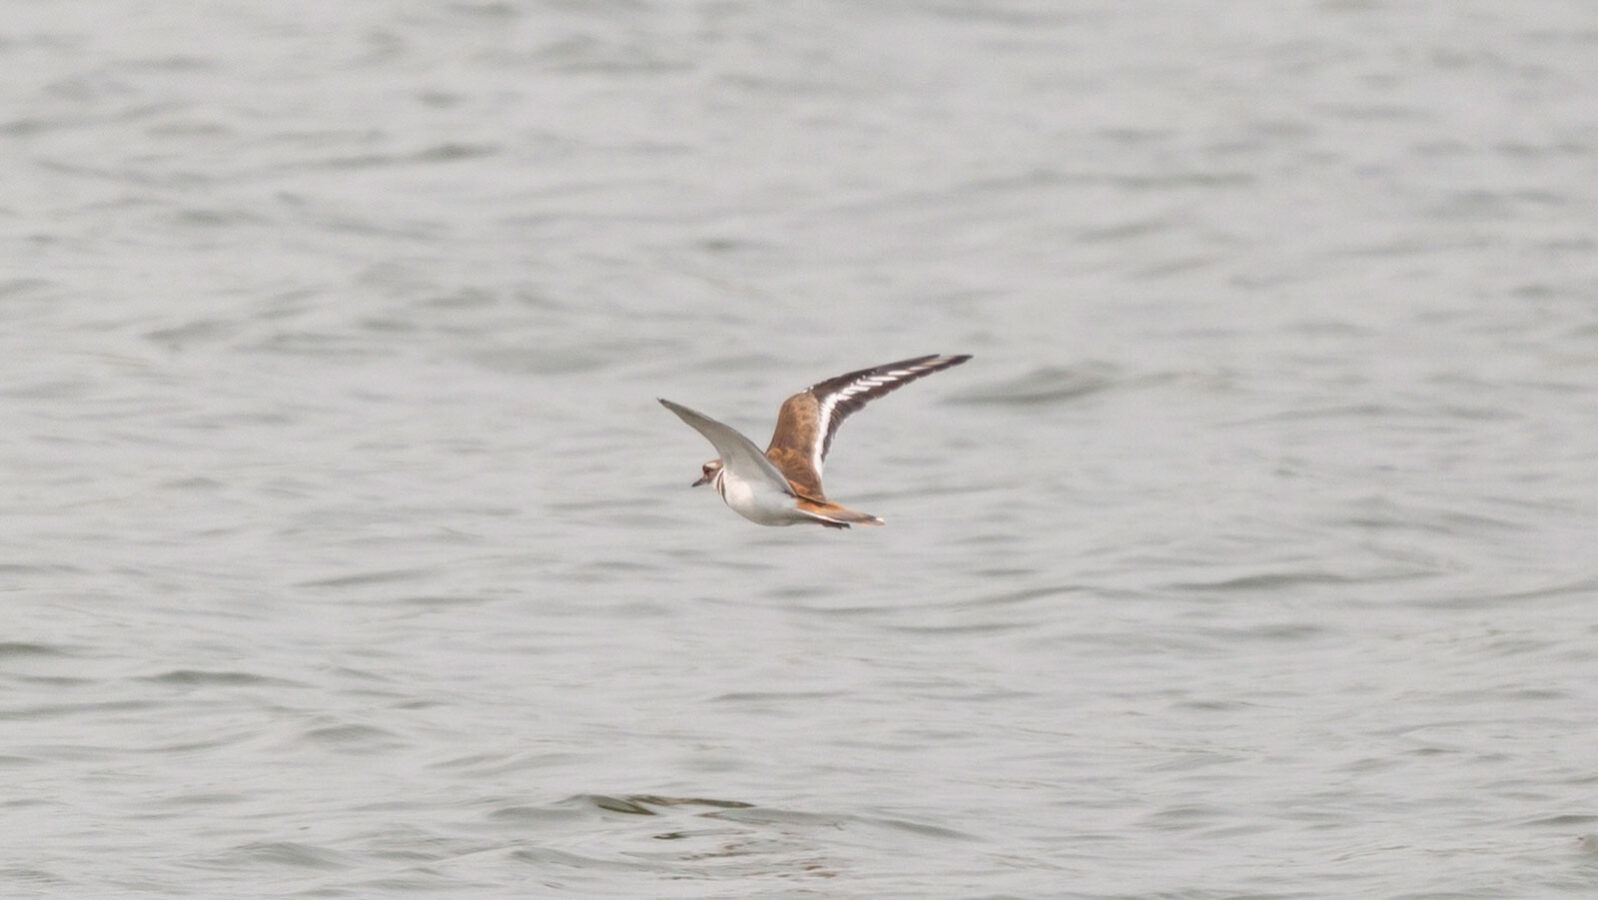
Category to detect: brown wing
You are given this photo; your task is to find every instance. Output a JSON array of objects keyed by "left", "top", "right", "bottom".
[
  {"left": 764, "top": 354, "right": 971, "bottom": 499},
  {"left": 765, "top": 392, "right": 827, "bottom": 498}
]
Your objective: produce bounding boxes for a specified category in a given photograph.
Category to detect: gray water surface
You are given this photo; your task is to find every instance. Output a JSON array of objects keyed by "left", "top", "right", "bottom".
[{"left": 5, "top": 1, "right": 1598, "bottom": 897}]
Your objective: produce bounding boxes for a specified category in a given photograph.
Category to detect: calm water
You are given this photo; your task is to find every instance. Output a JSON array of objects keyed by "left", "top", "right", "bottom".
[{"left": 5, "top": 1, "right": 1598, "bottom": 897}]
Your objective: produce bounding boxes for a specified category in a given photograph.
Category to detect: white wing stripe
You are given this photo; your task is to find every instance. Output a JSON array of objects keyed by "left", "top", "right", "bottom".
[{"left": 808, "top": 363, "right": 945, "bottom": 475}]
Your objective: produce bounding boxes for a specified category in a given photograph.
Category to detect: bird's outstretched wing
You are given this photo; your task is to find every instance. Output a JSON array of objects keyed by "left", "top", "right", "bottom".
[
  {"left": 764, "top": 354, "right": 971, "bottom": 496},
  {"left": 659, "top": 398, "right": 795, "bottom": 496}
]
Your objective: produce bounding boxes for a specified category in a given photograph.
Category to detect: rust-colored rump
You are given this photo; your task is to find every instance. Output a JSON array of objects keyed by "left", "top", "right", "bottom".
[{"left": 796, "top": 496, "right": 883, "bottom": 526}]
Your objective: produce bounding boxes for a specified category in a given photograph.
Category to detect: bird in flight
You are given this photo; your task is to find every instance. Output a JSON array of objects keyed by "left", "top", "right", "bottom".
[{"left": 658, "top": 354, "right": 971, "bottom": 528}]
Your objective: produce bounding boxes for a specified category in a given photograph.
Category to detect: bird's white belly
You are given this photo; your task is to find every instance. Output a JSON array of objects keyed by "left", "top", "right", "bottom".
[{"left": 717, "top": 469, "right": 808, "bottom": 526}]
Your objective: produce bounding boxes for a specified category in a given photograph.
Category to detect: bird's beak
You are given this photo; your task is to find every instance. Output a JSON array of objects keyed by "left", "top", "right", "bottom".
[{"left": 691, "top": 474, "right": 712, "bottom": 487}]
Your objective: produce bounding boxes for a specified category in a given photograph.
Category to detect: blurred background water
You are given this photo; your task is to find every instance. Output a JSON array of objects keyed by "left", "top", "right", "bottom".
[{"left": 4, "top": 1, "right": 1598, "bottom": 896}]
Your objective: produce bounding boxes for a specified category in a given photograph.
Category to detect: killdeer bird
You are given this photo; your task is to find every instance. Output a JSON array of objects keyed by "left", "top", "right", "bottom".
[{"left": 659, "top": 354, "right": 970, "bottom": 528}]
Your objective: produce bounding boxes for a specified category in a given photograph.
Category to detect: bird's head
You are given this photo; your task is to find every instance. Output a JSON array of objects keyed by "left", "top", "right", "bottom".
[{"left": 693, "top": 459, "right": 723, "bottom": 487}]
